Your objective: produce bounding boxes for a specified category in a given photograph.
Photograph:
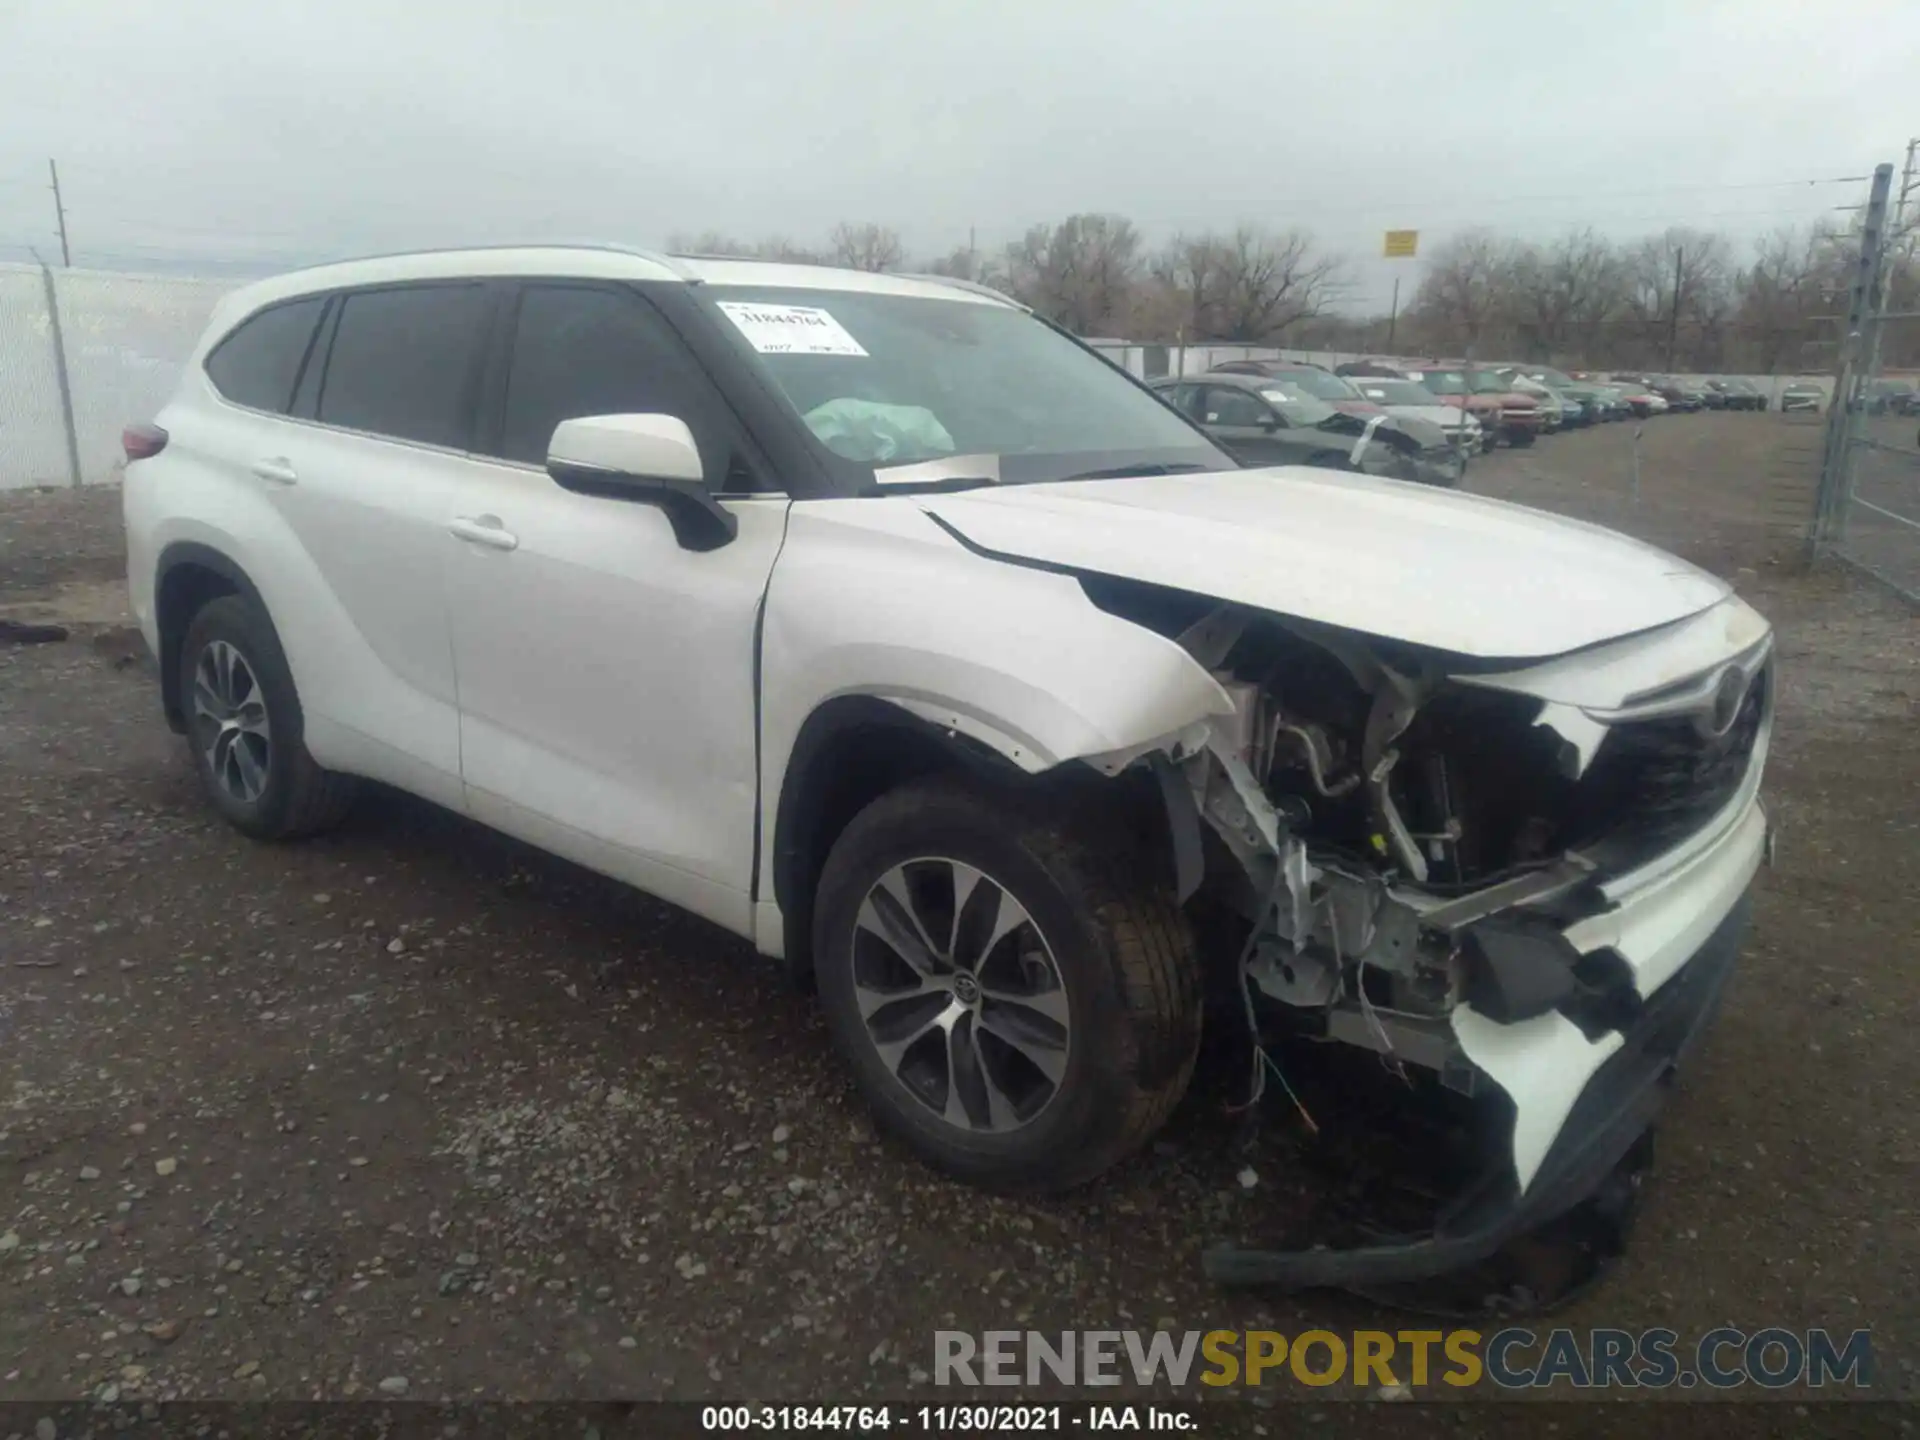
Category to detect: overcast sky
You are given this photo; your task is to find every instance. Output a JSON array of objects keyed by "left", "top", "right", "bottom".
[{"left": 2, "top": 0, "right": 1916, "bottom": 309}]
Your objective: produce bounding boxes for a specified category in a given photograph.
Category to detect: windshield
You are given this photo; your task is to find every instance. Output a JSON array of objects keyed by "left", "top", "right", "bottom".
[
  {"left": 1467, "top": 371, "right": 1511, "bottom": 395},
  {"left": 698, "top": 286, "right": 1228, "bottom": 487},
  {"left": 1257, "top": 384, "right": 1340, "bottom": 427},
  {"left": 1269, "top": 367, "right": 1360, "bottom": 402},
  {"left": 1355, "top": 379, "right": 1438, "bottom": 407},
  {"left": 1408, "top": 369, "right": 1467, "bottom": 396}
]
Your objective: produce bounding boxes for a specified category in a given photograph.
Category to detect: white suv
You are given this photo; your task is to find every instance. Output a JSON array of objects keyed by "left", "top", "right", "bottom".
[{"left": 124, "top": 246, "right": 1772, "bottom": 1289}]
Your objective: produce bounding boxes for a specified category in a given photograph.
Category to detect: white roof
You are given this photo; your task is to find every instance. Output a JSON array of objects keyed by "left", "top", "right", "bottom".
[{"left": 196, "top": 244, "right": 1009, "bottom": 356}]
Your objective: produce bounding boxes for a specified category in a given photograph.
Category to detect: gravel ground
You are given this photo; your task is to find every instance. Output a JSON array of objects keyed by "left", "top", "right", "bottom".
[{"left": 1, "top": 414, "right": 1916, "bottom": 1425}]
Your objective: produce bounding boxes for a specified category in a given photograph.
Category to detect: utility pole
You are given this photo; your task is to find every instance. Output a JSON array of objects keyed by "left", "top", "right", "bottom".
[
  {"left": 48, "top": 159, "right": 71, "bottom": 267},
  {"left": 1664, "top": 245, "right": 1683, "bottom": 372},
  {"left": 1858, "top": 141, "right": 1918, "bottom": 404},
  {"left": 1386, "top": 276, "right": 1400, "bottom": 350},
  {"left": 30, "top": 248, "right": 83, "bottom": 487}
]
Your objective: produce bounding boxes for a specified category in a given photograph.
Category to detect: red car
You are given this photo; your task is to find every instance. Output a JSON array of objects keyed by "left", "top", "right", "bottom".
[{"left": 1377, "top": 365, "right": 1503, "bottom": 449}]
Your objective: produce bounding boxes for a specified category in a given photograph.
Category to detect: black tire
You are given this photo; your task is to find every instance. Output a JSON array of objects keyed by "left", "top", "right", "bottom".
[
  {"left": 1508, "top": 428, "right": 1537, "bottom": 448},
  {"left": 812, "top": 776, "right": 1201, "bottom": 1193},
  {"left": 178, "top": 594, "right": 357, "bottom": 839}
]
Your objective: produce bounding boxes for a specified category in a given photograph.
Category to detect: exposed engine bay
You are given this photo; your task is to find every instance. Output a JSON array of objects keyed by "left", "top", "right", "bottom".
[
  {"left": 1075, "top": 575, "right": 1775, "bottom": 1308},
  {"left": 1167, "top": 597, "right": 1770, "bottom": 1093}
]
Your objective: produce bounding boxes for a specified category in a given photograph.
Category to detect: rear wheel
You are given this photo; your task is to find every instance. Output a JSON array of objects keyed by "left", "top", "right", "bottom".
[
  {"left": 813, "top": 778, "right": 1201, "bottom": 1192},
  {"left": 179, "top": 595, "right": 357, "bottom": 839}
]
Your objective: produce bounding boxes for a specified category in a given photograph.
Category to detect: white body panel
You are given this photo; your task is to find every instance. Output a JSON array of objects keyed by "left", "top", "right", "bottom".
[
  {"left": 753, "top": 497, "right": 1237, "bottom": 948},
  {"left": 445, "top": 461, "right": 790, "bottom": 935},
  {"left": 1455, "top": 782, "right": 1766, "bottom": 1191},
  {"left": 125, "top": 378, "right": 467, "bottom": 813},
  {"left": 920, "top": 470, "right": 1731, "bottom": 660}
]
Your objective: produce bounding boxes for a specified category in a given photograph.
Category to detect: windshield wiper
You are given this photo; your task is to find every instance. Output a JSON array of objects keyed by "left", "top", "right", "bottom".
[
  {"left": 1055, "top": 462, "right": 1214, "bottom": 482},
  {"left": 858, "top": 475, "right": 1000, "bottom": 497}
]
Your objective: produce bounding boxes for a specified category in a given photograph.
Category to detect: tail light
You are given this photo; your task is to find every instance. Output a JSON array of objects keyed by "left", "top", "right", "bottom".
[{"left": 122, "top": 424, "right": 168, "bottom": 462}]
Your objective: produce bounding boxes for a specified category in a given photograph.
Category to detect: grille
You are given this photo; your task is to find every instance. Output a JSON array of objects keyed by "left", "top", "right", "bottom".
[{"left": 1572, "top": 662, "right": 1769, "bottom": 857}]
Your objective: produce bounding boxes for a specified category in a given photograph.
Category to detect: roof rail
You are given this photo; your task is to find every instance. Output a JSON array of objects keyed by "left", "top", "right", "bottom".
[
  {"left": 276, "top": 240, "right": 693, "bottom": 278},
  {"left": 895, "top": 272, "right": 1028, "bottom": 310}
]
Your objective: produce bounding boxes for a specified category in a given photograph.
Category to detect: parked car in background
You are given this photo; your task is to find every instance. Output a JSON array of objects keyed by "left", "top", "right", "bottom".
[
  {"left": 1632, "top": 376, "right": 1699, "bottom": 412},
  {"left": 1156, "top": 374, "right": 1463, "bottom": 487},
  {"left": 1499, "top": 366, "right": 1605, "bottom": 427},
  {"left": 1605, "top": 378, "right": 1665, "bottom": 418},
  {"left": 1460, "top": 366, "right": 1544, "bottom": 445},
  {"left": 1346, "top": 376, "right": 1485, "bottom": 456},
  {"left": 1780, "top": 383, "right": 1823, "bottom": 413},
  {"left": 1499, "top": 372, "right": 1587, "bottom": 429},
  {"left": 1674, "top": 378, "right": 1712, "bottom": 410},
  {"left": 1707, "top": 378, "right": 1765, "bottom": 411},
  {"left": 1207, "top": 360, "right": 1386, "bottom": 420},
  {"left": 1396, "top": 364, "right": 1544, "bottom": 447},
  {"left": 1563, "top": 381, "right": 1624, "bottom": 421},
  {"left": 1864, "top": 378, "right": 1919, "bottom": 415}
]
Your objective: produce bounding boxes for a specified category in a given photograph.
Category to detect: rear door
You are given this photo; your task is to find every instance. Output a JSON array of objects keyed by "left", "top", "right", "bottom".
[
  {"left": 445, "top": 280, "right": 789, "bottom": 935},
  {"left": 269, "top": 281, "right": 493, "bottom": 801}
]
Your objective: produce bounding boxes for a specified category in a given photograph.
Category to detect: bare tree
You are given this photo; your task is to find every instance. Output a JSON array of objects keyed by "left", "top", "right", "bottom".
[
  {"left": 1405, "top": 230, "right": 1517, "bottom": 353},
  {"left": 828, "top": 222, "right": 905, "bottom": 272},
  {"left": 1153, "top": 226, "right": 1345, "bottom": 342},
  {"left": 1731, "top": 224, "right": 1844, "bottom": 373},
  {"left": 919, "top": 241, "right": 1003, "bottom": 287},
  {"left": 999, "top": 214, "right": 1143, "bottom": 335},
  {"left": 1622, "top": 228, "right": 1734, "bottom": 366},
  {"left": 666, "top": 231, "right": 823, "bottom": 263},
  {"left": 1505, "top": 229, "right": 1625, "bottom": 362},
  {"left": 667, "top": 230, "right": 757, "bottom": 257}
]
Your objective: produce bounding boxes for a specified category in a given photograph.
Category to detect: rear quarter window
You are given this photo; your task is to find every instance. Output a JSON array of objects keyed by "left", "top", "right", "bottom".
[{"left": 203, "top": 298, "right": 327, "bottom": 413}]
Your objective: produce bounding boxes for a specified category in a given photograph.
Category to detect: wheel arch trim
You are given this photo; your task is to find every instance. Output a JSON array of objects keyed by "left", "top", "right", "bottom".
[{"left": 154, "top": 542, "right": 272, "bottom": 731}]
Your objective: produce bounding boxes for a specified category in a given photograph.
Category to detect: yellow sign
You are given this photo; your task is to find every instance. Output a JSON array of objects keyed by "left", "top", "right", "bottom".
[{"left": 1383, "top": 229, "right": 1419, "bottom": 259}]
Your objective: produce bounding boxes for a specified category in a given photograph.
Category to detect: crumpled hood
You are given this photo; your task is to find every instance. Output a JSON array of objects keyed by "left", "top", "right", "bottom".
[{"left": 922, "top": 469, "right": 1731, "bottom": 660}]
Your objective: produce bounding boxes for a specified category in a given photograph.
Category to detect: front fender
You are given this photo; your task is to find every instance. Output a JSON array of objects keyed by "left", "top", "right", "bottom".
[
  {"left": 755, "top": 498, "right": 1235, "bottom": 948},
  {"left": 761, "top": 498, "right": 1232, "bottom": 760}
]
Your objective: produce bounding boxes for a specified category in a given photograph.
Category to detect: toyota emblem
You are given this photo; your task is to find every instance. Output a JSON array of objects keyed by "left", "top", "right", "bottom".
[{"left": 1704, "top": 666, "right": 1750, "bottom": 736}]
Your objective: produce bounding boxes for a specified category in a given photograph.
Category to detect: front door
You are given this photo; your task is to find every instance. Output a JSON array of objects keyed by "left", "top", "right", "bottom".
[{"left": 445, "top": 282, "right": 789, "bottom": 935}]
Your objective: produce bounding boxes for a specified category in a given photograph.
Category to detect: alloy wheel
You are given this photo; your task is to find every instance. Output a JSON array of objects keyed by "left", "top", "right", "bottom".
[
  {"left": 850, "top": 858, "right": 1071, "bottom": 1134},
  {"left": 191, "top": 639, "right": 272, "bottom": 804}
]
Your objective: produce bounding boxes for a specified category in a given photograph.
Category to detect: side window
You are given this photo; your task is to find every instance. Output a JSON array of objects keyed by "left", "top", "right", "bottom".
[
  {"left": 1203, "top": 386, "right": 1272, "bottom": 427},
  {"left": 1155, "top": 384, "right": 1194, "bottom": 417},
  {"left": 495, "top": 284, "right": 745, "bottom": 484},
  {"left": 204, "top": 298, "right": 327, "bottom": 413},
  {"left": 316, "top": 285, "right": 489, "bottom": 448}
]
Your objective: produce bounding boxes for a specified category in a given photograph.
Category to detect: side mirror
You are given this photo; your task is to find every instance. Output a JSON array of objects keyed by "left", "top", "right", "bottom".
[{"left": 546, "top": 414, "right": 737, "bottom": 552}]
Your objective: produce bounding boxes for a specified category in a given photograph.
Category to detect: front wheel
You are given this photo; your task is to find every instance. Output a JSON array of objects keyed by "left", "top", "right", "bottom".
[
  {"left": 1508, "top": 428, "right": 1537, "bottom": 448},
  {"left": 812, "top": 778, "right": 1201, "bottom": 1192}
]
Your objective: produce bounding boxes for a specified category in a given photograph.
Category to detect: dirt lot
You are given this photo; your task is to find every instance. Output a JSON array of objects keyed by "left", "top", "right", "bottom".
[{"left": 1, "top": 413, "right": 1916, "bottom": 1426}]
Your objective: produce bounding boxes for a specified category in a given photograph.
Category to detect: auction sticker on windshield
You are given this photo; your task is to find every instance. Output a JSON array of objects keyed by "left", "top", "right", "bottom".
[{"left": 717, "top": 302, "right": 868, "bottom": 356}]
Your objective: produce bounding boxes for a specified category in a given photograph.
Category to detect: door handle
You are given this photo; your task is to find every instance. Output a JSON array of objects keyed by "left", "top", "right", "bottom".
[
  {"left": 250, "top": 457, "right": 299, "bottom": 485},
  {"left": 448, "top": 515, "right": 519, "bottom": 551}
]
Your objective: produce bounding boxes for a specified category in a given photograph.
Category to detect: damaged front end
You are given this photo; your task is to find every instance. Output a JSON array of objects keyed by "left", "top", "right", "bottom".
[{"left": 1123, "top": 587, "right": 1774, "bottom": 1305}]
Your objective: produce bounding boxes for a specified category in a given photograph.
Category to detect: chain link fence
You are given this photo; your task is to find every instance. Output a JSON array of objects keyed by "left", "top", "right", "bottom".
[
  {"left": 0, "top": 261, "right": 235, "bottom": 490},
  {"left": 1809, "top": 163, "right": 1920, "bottom": 602}
]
